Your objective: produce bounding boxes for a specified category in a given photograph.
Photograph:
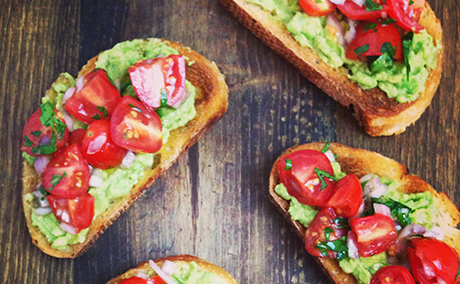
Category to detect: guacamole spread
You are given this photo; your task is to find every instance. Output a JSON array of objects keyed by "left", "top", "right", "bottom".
[
  {"left": 25, "top": 39, "right": 198, "bottom": 251},
  {"left": 172, "top": 261, "right": 224, "bottom": 284},
  {"left": 245, "top": 0, "right": 440, "bottom": 103}
]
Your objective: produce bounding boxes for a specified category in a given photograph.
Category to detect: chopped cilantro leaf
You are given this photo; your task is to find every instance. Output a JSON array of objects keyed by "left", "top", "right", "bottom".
[
  {"left": 363, "top": 22, "right": 377, "bottom": 31},
  {"left": 160, "top": 88, "right": 168, "bottom": 107},
  {"left": 31, "top": 130, "right": 41, "bottom": 137},
  {"left": 364, "top": 0, "right": 382, "bottom": 11},
  {"left": 93, "top": 114, "right": 101, "bottom": 120},
  {"left": 96, "top": 106, "right": 108, "bottom": 118},
  {"left": 23, "top": 135, "right": 33, "bottom": 147},
  {"left": 321, "top": 142, "right": 331, "bottom": 153},
  {"left": 284, "top": 159, "right": 292, "bottom": 170},
  {"left": 354, "top": 45, "right": 369, "bottom": 57}
]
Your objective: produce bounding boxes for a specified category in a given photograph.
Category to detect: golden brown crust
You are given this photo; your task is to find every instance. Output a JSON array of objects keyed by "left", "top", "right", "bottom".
[
  {"left": 22, "top": 39, "right": 229, "bottom": 258},
  {"left": 269, "top": 142, "right": 460, "bottom": 284},
  {"left": 106, "top": 255, "right": 239, "bottom": 284},
  {"left": 218, "top": 0, "right": 444, "bottom": 136}
]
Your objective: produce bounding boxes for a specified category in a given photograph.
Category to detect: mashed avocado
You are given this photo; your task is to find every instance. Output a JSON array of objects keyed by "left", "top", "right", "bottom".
[
  {"left": 339, "top": 253, "right": 388, "bottom": 284},
  {"left": 27, "top": 38, "right": 198, "bottom": 250},
  {"left": 172, "top": 261, "right": 224, "bottom": 284},
  {"left": 245, "top": 0, "right": 440, "bottom": 103}
]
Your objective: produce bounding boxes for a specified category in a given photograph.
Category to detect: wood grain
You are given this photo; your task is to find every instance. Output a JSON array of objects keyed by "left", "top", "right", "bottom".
[{"left": 0, "top": 0, "right": 459, "bottom": 283}]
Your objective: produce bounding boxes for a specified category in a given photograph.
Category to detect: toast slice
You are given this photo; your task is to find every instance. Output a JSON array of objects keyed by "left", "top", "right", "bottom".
[
  {"left": 269, "top": 142, "right": 460, "bottom": 284},
  {"left": 218, "top": 0, "right": 444, "bottom": 136},
  {"left": 106, "top": 255, "right": 239, "bottom": 284},
  {"left": 22, "top": 39, "right": 229, "bottom": 258}
]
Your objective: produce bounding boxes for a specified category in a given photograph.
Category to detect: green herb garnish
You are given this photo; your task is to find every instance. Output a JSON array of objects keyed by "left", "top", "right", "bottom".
[
  {"left": 160, "top": 88, "right": 168, "bottom": 107},
  {"left": 354, "top": 45, "right": 369, "bottom": 57},
  {"left": 284, "top": 159, "right": 293, "bottom": 170}
]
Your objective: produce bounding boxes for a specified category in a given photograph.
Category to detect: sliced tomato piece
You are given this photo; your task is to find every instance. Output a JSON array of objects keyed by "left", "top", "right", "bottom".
[
  {"left": 47, "top": 193, "right": 95, "bottom": 232},
  {"left": 110, "top": 96, "right": 163, "bottom": 153},
  {"left": 408, "top": 237, "right": 459, "bottom": 284},
  {"left": 22, "top": 103, "right": 69, "bottom": 157},
  {"left": 278, "top": 150, "right": 335, "bottom": 206},
  {"left": 325, "top": 174, "right": 363, "bottom": 218},
  {"left": 299, "top": 0, "right": 336, "bottom": 17},
  {"left": 81, "top": 120, "right": 127, "bottom": 169},
  {"left": 118, "top": 276, "right": 166, "bottom": 284},
  {"left": 387, "top": 0, "right": 424, "bottom": 32},
  {"left": 370, "top": 266, "right": 415, "bottom": 284},
  {"left": 129, "top": 55, "right": 186, "bottom": 109},
  {"left": 42, "top": 144, "right": 90, "bottom": 198},
  {"left": 337, "top": 0, "right": 389, "bottom": 20},
  {"left": 65, "top": 69, "right": 121, "bottom": 125},
  {"left": 68, "top": 128, "right": 86, "bottom": 147},
  {"left": 349, "top": 213, "right": 397, "bottom": 257},
  {"left": 346, "top": 21, "right": 403, "bottom": 60}
]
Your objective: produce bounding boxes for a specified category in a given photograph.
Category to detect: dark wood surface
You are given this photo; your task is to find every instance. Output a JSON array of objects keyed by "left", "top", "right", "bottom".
[{"left": 0, "top": 0, "right": 459, "bottom": 283}]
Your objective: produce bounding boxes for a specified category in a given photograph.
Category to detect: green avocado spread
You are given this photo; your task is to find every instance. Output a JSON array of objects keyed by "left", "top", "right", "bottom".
[
  {"left": 245, "top": 0, "right": 440, "bottom": 103},
  {"left": 171, "top": 261, "right": 224, "bottom": 284},
  {"left": 24, "top": 39, "right": 197, "bottom": 251}
]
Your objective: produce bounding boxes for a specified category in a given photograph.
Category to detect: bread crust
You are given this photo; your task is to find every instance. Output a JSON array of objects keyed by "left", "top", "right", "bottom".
[
  {"left": 106, "top": 255, "right": 239, "bottom": 284},
  {"left": 269, "top": 142, "right": 460, "bottom": 284},
  {"left": 218, "top": 0, "right": 444, "bottom": 136},
  {"left": 22, "top": 39, "right": 229, "bottom": 258}
]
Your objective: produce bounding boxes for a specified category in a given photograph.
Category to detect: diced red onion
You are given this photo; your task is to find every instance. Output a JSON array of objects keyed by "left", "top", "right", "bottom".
[
  {"left": 161, "top": 260, "right": 178, "bottom": 276},
  {"left": 352, "top": 201, "right": 365, "bottom": 219},
  {"left": 87, "top": 135, "right": 106, "bottom": 154},
  {"left": 34, "top": 207, "right": 52, "bottom": 216},
  {"left": 374, "top": 203, "right": 392, "bottom": 218},
  {"left": 113, "top": 78, "right": 121, "bottom": 92},
  {"left": 38, "top": 197, "right": 49, "bottom": 208},
  {"left": 424, "top": 226, "right": 445, "bottom": 241},
  {"left": 60, "top": 222, "right": 78, "bottom": 235},
  {"left": 344, "top": 18, "right": 357, "bottom": 45},
  {"left": 359, "top": 174, "right": 374, "bottom": 184},
  {"left": 324, "top": 150, "right": 336, "bottom": 163},
  {"left": 330, "top": 0, "right": 346, "bottom": 4},
  {"left": 351, "top": 0, "right": 365, "bottom": 6},
  {"left": 120, "top": 151, "right": 137, "bottom": 169},
  {"left": 62, "top": 87, "right": 76, "bottom": 104},
  {"left": 149, "top": 260, "right": 178, "bottom": 284},
  {"left": 34, "top": 156, "right": 50, "bottom": 174},
  {"left": 326, "top": 14, "right": 345, "bottom": 46},
  {"left": 347, "top": 231, "right": 359, "bottom": 259},
  {"left": 76, "top": 75, "right": 84, "bottom": 92},
  {"left": 59, "top": 108, "right": 75, "bottom": 132},
  {"left": 32, "top": 189, "right": 44, "bottom": 198},
  {"left": 135, "top": 272, "right": 150, "bottom": 280},
  {"left": 89, "top": 170, "right": 103, "bottom": 187}
]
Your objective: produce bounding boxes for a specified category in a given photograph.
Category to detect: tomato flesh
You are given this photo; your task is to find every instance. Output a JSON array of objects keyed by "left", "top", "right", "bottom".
[
  {"left": 110, "top": 96, "right": 163, "bottom": 153},
  {"left": 370, "top": 265, "right": 415, "bottom": 284},
  {"left": 42, "top": 144, "right": 90, "bottom": 199},
  {"left": 129, "top": 55, "right": 187, "bottom": 109},
  {"left": 387, "top": 0, "right": 424, "bottom": 32},
  {"left": 47, "top": 193, "right": 95, "bottom": 232},
  {"left": 349, "top": 213, "right": 397, "bottom": 257},
  {"left": 278, "top": 150, "right": 335, "bottom": 206},
  {"left": 299, "top": 0, "right": 336, "bottom": 17},
  {"left": 65, "top": 69, "right": 121, "bottom": 125},
  {"left": 68, "top": 128, "right": 86, "bottom": 147},
  {"left": 346, "top": 21, "right": 403, "bottom": 61},
  {"left": 408, "top": 237, "right": 459, "bottom": 284},
  {"left": 325, "top": 174, "right": 363, "bottom": 218},
  {"left": 118, "top": 276, "right": 166, "bottom": 284},
  {"left": 81, "top": 120, "right": 127, "bottom": 169},
  {"left": 337, "top": 0, "right": 389, "bottom": 20}
]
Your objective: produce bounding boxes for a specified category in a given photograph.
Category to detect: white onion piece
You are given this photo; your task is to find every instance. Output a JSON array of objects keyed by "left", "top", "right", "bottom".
[
  {"left": 347, "top": 231, "right": 359, "bottom": 259},
  {"left": 370, "top": 183, "right": 389, "bottom": 198},
  {"left": 35, "top": 182, "right": 43, "bottom": 190},
  {"left": 60, "top": 222, "right": 78, "bottom": 235},
  {"left": 344, "top": 18, "right": 357, "bottom": 45},
  {"left": 32, "top": 189, "right": 44, "bottom": 198},
  {"left": 113, "top": 78, "right": 121, "bottom": 92},
  {"left": 120, "top": 151, "right": 137, "bottom": 169},
  {"left": 359, "top": 173, "right": 374, "bottom": 184},
  {"left": 424, "top": 226, "right": 445, "bottom": 241},
  {"left": 149, "top": 260, "right": 178, "bottom": 284},
  {"left": 62, "top": 86, "right": 76, "bottom": 104},
  {"left": 326, "top": 14, "right": 345, "bottom": 46},
  {"left": 35, "top": 207, "right": 52, "bottom": 215},
  {"left": 34, "top": 156, "right": 50, "bottom": 174},
  {"left": 38, "top": 197, "right": 49, "bottom": 208},
  {"left": 374, "top": 203, "right": 392, "bottom": 218},
  {"left": 59, "top": 108, "right": 75, "bottom": 132},
  {"left": 351, "top": 0, "right": 365, "bottom": 6},
  {"left": 89, "top": 173, "right": 103, "bottom": 188},
  {"left": 161, "top": 260, "right": 178, "bottom": 276},
  {"left": 324, "top": 150, "right": 336, "bottom": 163},
  {"left": 135, "top": 272, "right": 150, "bottom": 280},
  {"left": 352, "top": 201, "right": 365, "bottom": 219},
  {"left": 330, "top": 0, "right": 346, "bottom": 4},
  {"left": 87, "top": 135, "right": 106, "bottom": 154},
  {"left": 76, "top": 75, "right": 84, "bottom": 92}
]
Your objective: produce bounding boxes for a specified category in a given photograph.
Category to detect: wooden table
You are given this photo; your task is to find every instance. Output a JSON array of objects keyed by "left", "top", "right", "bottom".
[{"left": 1, "top": 0, "right": 458, "bottom": 283}]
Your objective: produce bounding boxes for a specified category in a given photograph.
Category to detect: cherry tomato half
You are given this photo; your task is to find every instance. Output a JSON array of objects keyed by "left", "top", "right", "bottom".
[
  {"left": 408, "top": 237, "right": 459, "bottom": 284},
  {"left": 81, "top": 120, "right": 127, "bottom": 169},
  {"left": 346, "top": 21, "right": 403, "bottom": 61},
  {"left": 118, "top": 276, "right": 166, "bottom": 284},
  {"left": 21, "top": 105, "right": 69, "bottom": 157},
  {"left": 337, "top": 0, "right": 389, "bottom": 20},
  {"left": 325, "top": 174, "right": 363, "bottom": 218},
  {"left": 387, "top": 0, "right": 425, "bottom": 33},
  {"left": 299, "top": 0, "right": 336, "bottom": 17},
  {"left": 349, "top": 213, "right": 397, "bottom": 257},
  {"left": 370, "top": 266, "right": 415, "bottom": 284},
  {"left": 110, "top": 96, "right": 163, "bottom": 153},
  {"left": 47, "top": 193, "right": 95, "bottom": 232},
  {"left": 129, "top": 55, "right": 186, "bottom": 109},
  {"left": 42, "top": 144, "right": 90, "bottom": 198},
  {"left": 278, "top": 150, "right": 335, "bottom": 206},
  {"left": 65, "top": 69, "right": 121, "bottom": 125}
]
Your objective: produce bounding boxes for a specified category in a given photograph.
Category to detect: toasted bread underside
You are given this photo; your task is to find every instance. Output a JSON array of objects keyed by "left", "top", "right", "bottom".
[
  {"left": 106, "top": 255, "right": 239, "bottom": 284},
  {"left": 22, "top": 39, "right": 229, "bottom": 258},
  {"left": 269, "top": 142, "right": 460, "bottom": 284},
  {"left": 218, "top": 0, "right": 444, "bottom": 136}
]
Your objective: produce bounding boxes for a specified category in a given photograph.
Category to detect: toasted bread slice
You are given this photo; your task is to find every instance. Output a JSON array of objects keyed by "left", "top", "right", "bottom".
[
  {"left": 218, "top": 0, "right": 444, "bottom": 136},
  {"left": 106, "top": 255, "right": 239, "bottom": 284},
  {"left": 269, "top": 142, "right": 460, "bottom": 284},
  {"left": 22, "top": 39, "right": 229, "bottom": 258}
]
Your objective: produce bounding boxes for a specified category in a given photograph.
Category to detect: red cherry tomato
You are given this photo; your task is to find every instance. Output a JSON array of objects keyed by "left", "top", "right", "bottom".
[
  {"left": 370, "top": 266, "right": 415, "bottom": 284},
  {"left": 68, "top": 128, "right": 86, "bottom": 147},
  {"left": 129, "top": 55, "right": 186, "bottom": 109},
  {"left": 42, "top": 144, "right": 90, "bottom": 198},
  {"left": 110, "top": 96, "right": 163, "bottom": 153},
  {"left": 325, "top": 174, "right": 363, "bottom": 218},
  {"left": 305, "top": 207, "right": 347, "bottom": 258},
  {"left": 408, "top": 237, "right": 459, "bottom": 284},
  {"left": 346, "top": 21, "right": 403, "bottom": 61},
  {"left": 81, "top": 120, "right": 127, "bottom": 169},
  {"left": 337, "top": 0, "right": 389, "bottom": 20},
  {"left": 21, "top": 105, "right": 69, "bottom": 157},
  {"left": 278, "top": 150, "right": 335, "bottom": 206},
  {"left": 387, "top": 0, "right": 424, "bottom": 33},
  {"left": 349, "top": 214, "right": 397, "bottom": 257},
  {"left": 47, "top": 193, "right": 95, "bottom": 232},
  {"left": 299, "top": 0, "right": 336, "bottom": 17},
  {"left": 65, "top": 69, "right": 121, "bottom": 124},
  {"left": 118, "top": 276, "right": 166, "bottom": 284}
]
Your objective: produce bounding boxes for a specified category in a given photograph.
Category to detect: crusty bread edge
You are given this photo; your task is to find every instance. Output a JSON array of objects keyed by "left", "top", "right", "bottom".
[
  {"left": 269, "top": 142, "right": 460, "bottom": 284},
  {"left": 106, "top": 255, "right": 239, "bottom": 284},
  {"left": 22, "top": 39, "right": 229, "bottom": 258},
  {"left": 218, "top": 0, "right": 444, "bottom": 136}
]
